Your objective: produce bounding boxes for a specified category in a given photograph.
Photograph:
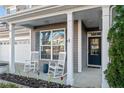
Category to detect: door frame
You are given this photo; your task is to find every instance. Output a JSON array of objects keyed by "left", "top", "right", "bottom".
[{"left": 87, "top": 31, "right": 101, "bottom": 67}]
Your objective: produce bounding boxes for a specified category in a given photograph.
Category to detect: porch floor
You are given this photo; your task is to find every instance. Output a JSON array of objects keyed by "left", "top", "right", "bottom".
[
  {"left": 15, "top": 63, "right": 101, "bottom": 88},
  {"left": 74, "top": 67, "right": 101, "bottom": 88},
  {"left": 0, "top": 62, "right": 101, "bottom": 88}
]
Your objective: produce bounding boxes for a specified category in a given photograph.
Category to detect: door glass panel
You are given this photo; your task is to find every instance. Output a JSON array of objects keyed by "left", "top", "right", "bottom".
[{"left": 90, "top": 38, "right": 100, "bottom": 55}]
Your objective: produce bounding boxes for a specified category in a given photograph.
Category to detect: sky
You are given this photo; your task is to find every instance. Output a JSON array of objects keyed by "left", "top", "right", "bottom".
[{"left": 0, "top": 6, "right": 6, "bottom": 16}]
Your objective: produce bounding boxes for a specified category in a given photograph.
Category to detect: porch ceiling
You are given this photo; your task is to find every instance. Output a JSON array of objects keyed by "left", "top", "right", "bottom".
[
  {"left": 17, "top": 14, "right": 67, "bottom": 28},
  {"left": 16, "top": 7, "right": 102, "bottom": 29},
  {"left": 74, "top": 7, "right": 102, "bottom": 28}
]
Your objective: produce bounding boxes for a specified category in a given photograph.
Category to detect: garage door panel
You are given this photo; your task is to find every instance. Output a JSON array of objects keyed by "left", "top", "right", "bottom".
[
  {"left": 0, "top": 43, "right": 9, "bottom": 61},
  {"left": 15, "top": 43, "right": 31, "bottom": 63},
  {"left": 0, "top": 39, "right": 31, "bottom": 63}
]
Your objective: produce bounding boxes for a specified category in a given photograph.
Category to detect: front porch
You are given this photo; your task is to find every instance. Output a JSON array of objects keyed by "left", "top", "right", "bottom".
[
  {"left": 14, "top": 63, "right": 101, "bottom": 88},
  {"left": 0, "top": 5, "right": 111, "bottom": 87}
]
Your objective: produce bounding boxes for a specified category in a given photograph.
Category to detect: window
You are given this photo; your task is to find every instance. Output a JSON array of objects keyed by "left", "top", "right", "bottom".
[
  {"left": 40, "top": 29, "right": 65, "bottom": 60},
  {"left": 7, "top": 6, "right": 16, "bottom": 14}
]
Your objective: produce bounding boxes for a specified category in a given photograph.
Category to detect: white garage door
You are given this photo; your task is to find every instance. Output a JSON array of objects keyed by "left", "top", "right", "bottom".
[
  {"left": 0, "top": 39, "right": 31, "bottom": 63},
  {"left": 0, "top": 41, "right": 9, "bottom": 62}
]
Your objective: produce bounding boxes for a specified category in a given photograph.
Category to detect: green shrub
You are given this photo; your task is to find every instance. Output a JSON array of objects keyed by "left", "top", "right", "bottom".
[
  {"left": 105, "top": 5, "right": 124, "bottom": 87},
  {"left": 0, "top": 83, "right": 18, "bottom": 88}
]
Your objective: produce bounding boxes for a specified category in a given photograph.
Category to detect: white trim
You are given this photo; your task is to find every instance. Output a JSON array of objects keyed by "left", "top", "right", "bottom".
[
  {"left": 87, "top": 31, "right": 101, "bottom": 67},
  {"left": 9, "top": 23, "right": 15, "bottom": 73},
  {"left": 110, "top": 6, "right": 116, "bottom": 26},
  {"left": 88, "top": 64, "right": 101, "bottom": 68},
  {"left": 101, "top": 6, "right": 110, "bottom": 88},
  {"left": 0, "top": 36, "right": 30, "bottom": 41},
  {"left": 78, "top": 20, "right": 82, "bottom": 72},
  {"left": 51, "top": 31, "right": 53, "bottom": 60},
  {"left": 1, "top": 5, "right": 56, "bottom": 19},
  {"left": 29, "top": 29, "right": 32, "bottom": 61},
  {"left": 39, "top": 28, "right": 66, "bottom": 61},
  {"left": 39, "top": 28, "right": 66, "bottom": 33},
  {"left": 66, "top": 12, "right": 74, "bottom": 85},
  {"left": 5, "top": 6, "right": 101, "bottom": 24}
]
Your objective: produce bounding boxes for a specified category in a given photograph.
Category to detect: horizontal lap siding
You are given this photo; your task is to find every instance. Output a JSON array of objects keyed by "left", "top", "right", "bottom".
[
  {"left": 82, "top": 26, "right": 87, "bottom": 69},
  {"left": 73, "top": 22, "right": 78, "bottom": 72},
  {"left": 0, "top": 28, "right": 31, "bottom": 63}
]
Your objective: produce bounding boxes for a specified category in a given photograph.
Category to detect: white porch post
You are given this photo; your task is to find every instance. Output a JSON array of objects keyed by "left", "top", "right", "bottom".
[
  {"left": 78, "top": 20, "right": 82, "bottom": 72},
  {"left": 9, "top": 23, "right": 15, "bottom": 73},
  {"left": 102, "top": 6, "right": 110, "bottom": 88},
  {"left": 66, "top": 12, "right": 74, "bottom": 85}
]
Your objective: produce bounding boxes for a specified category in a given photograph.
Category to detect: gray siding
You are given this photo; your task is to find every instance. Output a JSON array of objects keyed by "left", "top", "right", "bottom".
[
  {"left": 32, "top": 22, "right": 81, "bottom": 73},
  {"left": 31, "top": 31, "right": 40, "bottom": 51},
  {"left": 35, "top": 32, "right": 40, "bottom": 51},
  {"left": 82, "top": 25, "right": 87, "bottom": 69},
  {"left": 73, "top": 22, "right": 87, "bottom": 72},
  {"left": 73, "top": 22, "right": 78, "bottom": 72},
  {"left": 31, "top": 31, "right": 35, "bottom": 51}
]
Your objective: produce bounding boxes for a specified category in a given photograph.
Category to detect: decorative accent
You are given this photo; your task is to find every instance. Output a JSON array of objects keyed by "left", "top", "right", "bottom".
[{"left": 87, "top": 31, "right": 101, "bottom": 37}]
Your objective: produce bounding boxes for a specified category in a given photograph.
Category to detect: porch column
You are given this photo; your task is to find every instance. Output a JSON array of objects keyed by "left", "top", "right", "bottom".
[
  {"left": 102, "top": 6, "right": 110, "bottom": 88},
  {"left": 66, "top": 12, "right": 74, "bottom": 85},
  {"left": 78, "top": 20, "right": 82, "bottom": 72},
  {"left": 9, "top": 23, "right": 15, "bottom": 73}
]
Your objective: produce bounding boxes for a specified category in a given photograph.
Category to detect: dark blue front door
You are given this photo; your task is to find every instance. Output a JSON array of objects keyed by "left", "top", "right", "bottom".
[{"left": 88, "top": 37, "right": 101, "bottom": 66}]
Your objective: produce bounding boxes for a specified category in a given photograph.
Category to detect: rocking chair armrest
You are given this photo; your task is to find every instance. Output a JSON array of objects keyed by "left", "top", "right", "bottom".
[
  {"left": 25, "top": 60, "right": 31, "bottom": 62},
  {"left": 56, "top": 60, "right": 64, "bottom": 62},
  {"left": 49, "top": 60, "right": 58, "bottom": 66},
  {"left": 25, "top": 60, "right": 33, "bottom": 65}
]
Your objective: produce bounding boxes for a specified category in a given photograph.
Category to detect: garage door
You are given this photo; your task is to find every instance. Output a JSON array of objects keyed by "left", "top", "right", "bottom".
[{"left": 0, "top": 39, "right": 31, "bottom": 63}]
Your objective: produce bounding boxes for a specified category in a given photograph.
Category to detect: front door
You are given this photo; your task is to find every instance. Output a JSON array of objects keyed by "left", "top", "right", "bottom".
[{"left": 88, "top": 37, "right": 101, "bottom": 66}]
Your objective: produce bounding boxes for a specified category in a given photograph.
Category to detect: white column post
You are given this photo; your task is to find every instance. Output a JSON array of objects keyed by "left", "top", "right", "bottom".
[
  {"left": 102, "top": 6, "right": 110, "bottom": 88},
  {"left": 29, "top": 29, "right": 32, "bottom": 59},
  {"left": 66, "top": 12, "right": 74, "bottom": 85},
  {"left": 78, "top": 20, "right": 82, "bottom": 72},
  {"left": 9, "top": 23, "right": 15, "bottom": 73}
]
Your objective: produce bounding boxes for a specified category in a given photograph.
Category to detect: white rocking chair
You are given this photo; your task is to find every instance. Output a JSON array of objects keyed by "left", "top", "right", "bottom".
[
  {"left": 48, "top": 52, "right": 66, "bottom": 78},
  {"left": 24, "top": 51, "right": 39, "bottom": 72}
]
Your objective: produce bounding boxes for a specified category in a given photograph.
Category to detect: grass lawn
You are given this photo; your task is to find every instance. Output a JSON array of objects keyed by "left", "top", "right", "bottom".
[{"left": 0, "top": 83, "right": 18, "bottom": 88}]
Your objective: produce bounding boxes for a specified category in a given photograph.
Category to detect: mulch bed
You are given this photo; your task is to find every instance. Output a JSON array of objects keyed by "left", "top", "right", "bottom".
[{"left": 0, "top": 73, "right": 71, "bottom": 88}]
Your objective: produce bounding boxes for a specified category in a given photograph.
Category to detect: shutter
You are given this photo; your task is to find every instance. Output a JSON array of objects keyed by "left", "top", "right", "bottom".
[{"left": 35, "top": 32, "right": 40, "bottom": 51}]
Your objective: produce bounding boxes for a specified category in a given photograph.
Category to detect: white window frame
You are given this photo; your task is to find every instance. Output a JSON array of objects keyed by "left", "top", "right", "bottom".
[{"left": 39, "top": 28, "right": 66, "bottom": 61}]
